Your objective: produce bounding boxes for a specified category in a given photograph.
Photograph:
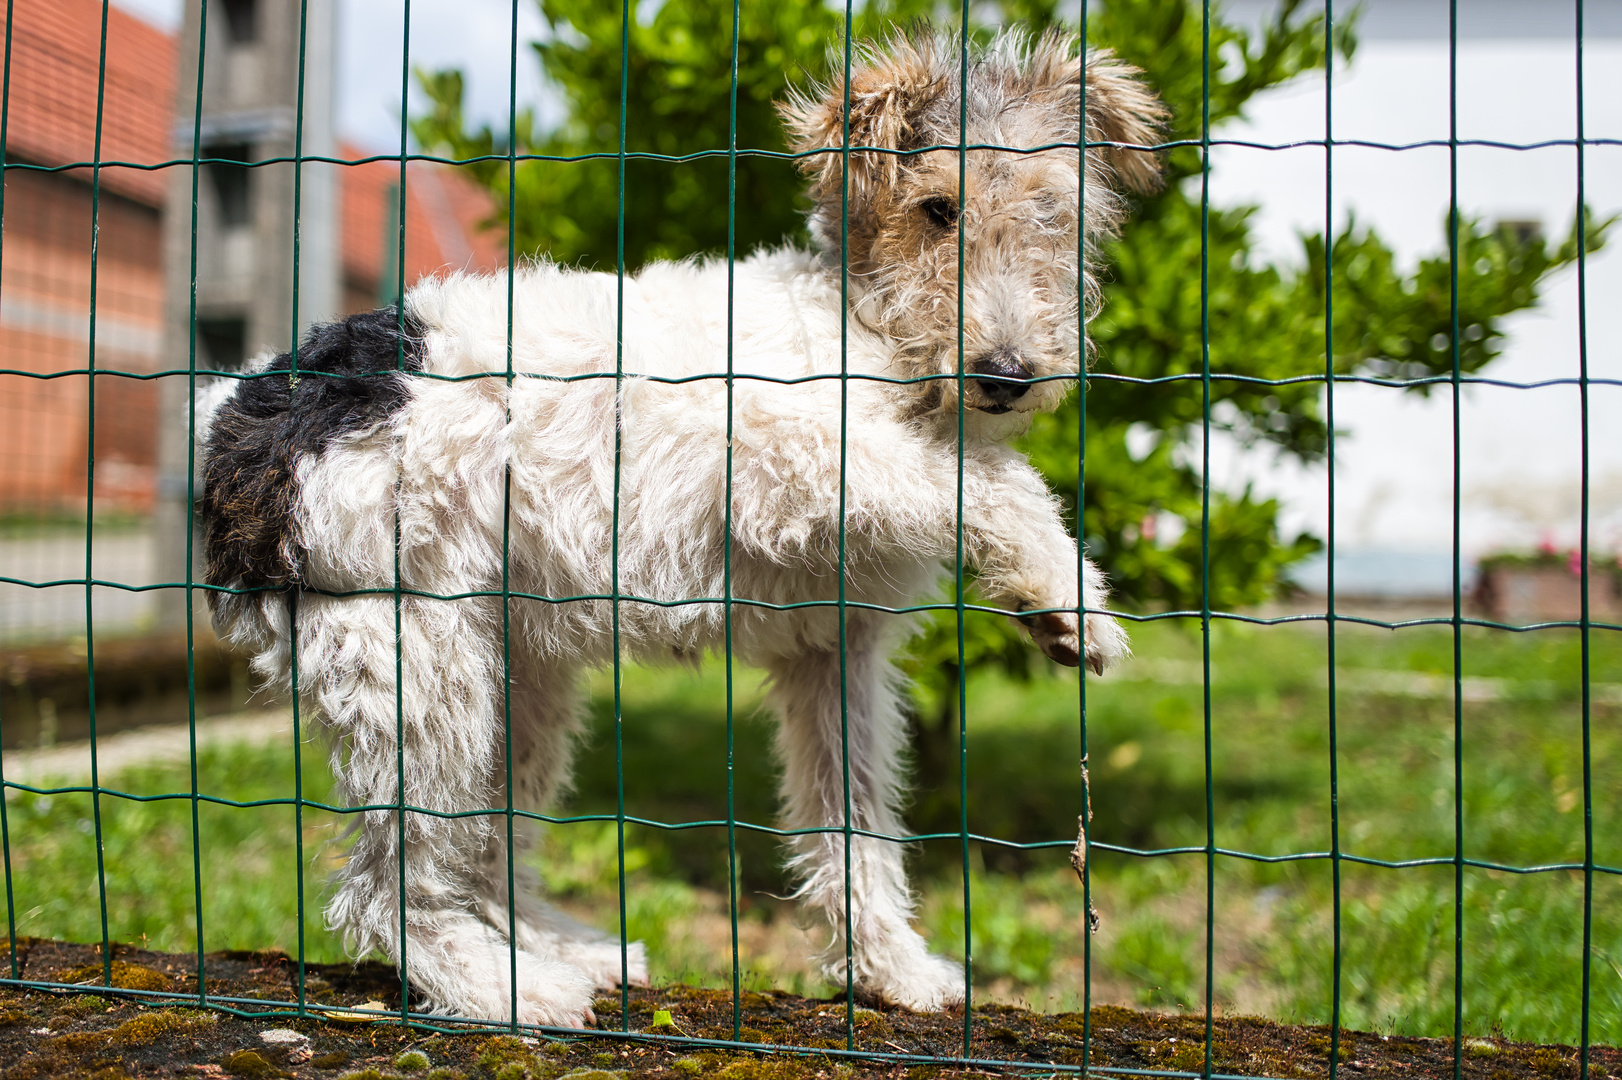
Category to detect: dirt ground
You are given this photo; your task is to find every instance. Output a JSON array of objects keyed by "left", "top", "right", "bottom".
[{"left": 0, "top": 940, "right": 1614, "bottom": 1079}]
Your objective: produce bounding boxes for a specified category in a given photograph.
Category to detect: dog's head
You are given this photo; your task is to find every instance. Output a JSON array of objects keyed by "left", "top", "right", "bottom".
[{"left": 780, "top": 30, "right": 1163, "bottom": 426}]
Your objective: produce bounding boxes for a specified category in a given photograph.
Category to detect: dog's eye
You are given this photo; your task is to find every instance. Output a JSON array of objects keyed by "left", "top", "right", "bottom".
[{"left": 920, "top": 197, "right": 959, "bottom": 230}]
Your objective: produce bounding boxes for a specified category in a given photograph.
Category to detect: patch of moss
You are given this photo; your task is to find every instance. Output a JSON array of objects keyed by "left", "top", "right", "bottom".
[
  {"left": 106, "top": 1008, "right": 212, "bottom": 1046},
  {"left": 542, "top": 1041, "right": 573, "bottom": 1057},
  {"left": 1305, "top": 1029, "right": 1356, "bottom": 1063},
  {"left": 49, "top": 1030, "right": 112, "bottom": 1054},
  {"left": 590, "top": 1053, "right": 616, "bottom": 1066},
  {"left": 394, "top": 1050, "right": 431, "bottom": 1073},
  {"left": 670, "top": 1060, "right": 703, "bottom": 1077},
  {"left": 1526, "top": 1047, "right": 1577, "bottom": 1077},
  {"left": 492, "top": 1064, "right": 527, "bottom": 1080},
  {"left": 476, "top": 1035, "right": 538, "bottom": 1075},
  {"left": 311, "top": 1051, "right": 352, "bottom": 1070},
  {"left": 59, "top": 994, "right": 113, "bottom": 1016},
  {"left": 426, "top": 1070, "right": 468, "bottom": 1080},
  {"left": 558, "top": 1072, "right": 624, "bottom": 1080},
  {"left": 338, "top": 1071, "right": 388, "bottom": 1080},
  {"left": 223, "top": 1049, "right": 293, "bottom": 1079},
  {"left": 60, "top": 961, "right": 173, "bottom": 992},
  {"left": 82, "top": 1066, "right": 130, "bottom": 1080},
  {"left": 1165, "top": 1042, "right": 1208, "bottom": 1074}
]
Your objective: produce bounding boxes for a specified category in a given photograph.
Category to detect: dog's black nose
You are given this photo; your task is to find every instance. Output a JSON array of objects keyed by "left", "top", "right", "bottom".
[{"left": 970, "top": 350, "right": 1032, "bottom": 410}]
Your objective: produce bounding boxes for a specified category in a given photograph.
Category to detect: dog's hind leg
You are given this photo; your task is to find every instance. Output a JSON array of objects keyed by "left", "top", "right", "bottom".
[
  {"left": 768, "top": 616, "right": 965, "bottom": 1012},
  {"left": 298, "top": 592, "right": 595, "bottom": 1027},
  {"left": 469, "top": 659, "right": 650, "bottom": 991}
]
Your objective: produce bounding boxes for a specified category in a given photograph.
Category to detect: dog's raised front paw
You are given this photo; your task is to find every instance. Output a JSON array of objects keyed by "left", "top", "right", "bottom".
[{"left": 1021, "top": 608, "right": 1081, "bottom": 667}]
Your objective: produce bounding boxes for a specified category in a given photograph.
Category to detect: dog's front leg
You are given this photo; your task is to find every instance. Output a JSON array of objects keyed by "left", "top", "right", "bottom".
[
  {"left": 767, "top": 620, "right": 966, "bottom": 1012},
  {"left": 961, "top": 448, "right": 1130, "bottom": 675}
]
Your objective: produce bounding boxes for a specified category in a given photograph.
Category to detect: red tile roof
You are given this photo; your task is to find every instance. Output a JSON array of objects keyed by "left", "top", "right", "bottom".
[
  {"left": 339, "top": 142, "right": 508, "bottom": 298},
  {"left": 0, "top": 0, "right": 178, "bottom": 206}
]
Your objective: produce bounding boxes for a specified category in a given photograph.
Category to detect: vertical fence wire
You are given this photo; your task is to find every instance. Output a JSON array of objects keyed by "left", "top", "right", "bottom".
[
  {"left": 1324, "top": 3, "right": 1344, "bottom": 1075},
  {"left": 1575, "top": 2, "right": 1594, "bottom": 1077},
  {"left": 288, "top": 0, "right": 312, "bottom": 1019},
  {"left": 723, "top": 0, "right": 743, "bottom": 1042},
  {"left": 0, "top": 0, "right": 18, "bottom": 982},
  {"left": 1447, "top": 2, "right": 1465, "bottom": 1075},
  {"left": 183, "top": 0, "right": 211, "bottom": 1010},
  {"left": 83, "top": 0, "right": 113, "bottom": 988},
  {"left": 501, "top": 0, "right": 522, "bottom": 1037},
  {"left": 1076, "top": 2, "right": 1093, "bottom": 1074},
  {"left": 393, "top": 0, "right": 415, "bottom": 1027},
  {"left": 613, "top": 0, "right": 631, "bottom": 1030},
  {"left": 1198, "top": 0, "right": 1216, "bottom": 1073},
  {"left": 836, "top": 0, "right": 856, "bottom": 1051},
  {"left": 954, "top": 1, "right": 973, "bottom": 1060}
]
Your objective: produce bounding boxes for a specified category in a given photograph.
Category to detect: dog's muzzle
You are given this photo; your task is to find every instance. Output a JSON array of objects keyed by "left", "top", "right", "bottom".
[{"left": 970, "top": 349, "right": 1033, "bottom": 413}]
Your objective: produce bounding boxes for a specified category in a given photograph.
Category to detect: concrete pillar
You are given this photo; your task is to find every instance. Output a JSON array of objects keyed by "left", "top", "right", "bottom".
[{"left": 153, "top": 0, "right": 338, "bottom": 631}]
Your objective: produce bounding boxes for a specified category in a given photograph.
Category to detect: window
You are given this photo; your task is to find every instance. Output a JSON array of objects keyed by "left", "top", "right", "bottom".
[
  {"left": 197, "top": 317, "right": 246, "bottom": 371},
  {"left": 207, "top": 143, "right": 252, "bottom": 228},
  {"left": 218, "top": 0, "right": 256, "bottom": 45}
]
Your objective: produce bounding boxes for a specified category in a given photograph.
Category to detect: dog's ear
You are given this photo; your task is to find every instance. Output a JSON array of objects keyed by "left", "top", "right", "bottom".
[
  {"left": 777, "top": 36, "right": 947, "bottom": 200},
  {"left": 1082, "top": 51, "right": 1166, "bottom": 194},
  {"left": 1016, "top": 35, "right": 1165, "bottom": 195}
]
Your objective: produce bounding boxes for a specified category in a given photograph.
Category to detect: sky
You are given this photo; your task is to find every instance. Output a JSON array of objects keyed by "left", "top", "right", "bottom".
[{"left": 107, "top": 0, "right": 1622, "bottom": 564}]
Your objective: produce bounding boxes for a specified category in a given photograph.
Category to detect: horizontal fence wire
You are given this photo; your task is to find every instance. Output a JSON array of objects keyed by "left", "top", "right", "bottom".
[
  {"left": 0, "top": 0, "right": 1606, "bottom": 1076},
  {"left": 4, "top": 132, "right": 1622, "bottom": 177}
]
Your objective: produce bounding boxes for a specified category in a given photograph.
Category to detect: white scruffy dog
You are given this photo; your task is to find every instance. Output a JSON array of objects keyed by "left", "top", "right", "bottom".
[{"left": 199, "top": 30, "right": 1158, "bottom": 1027}]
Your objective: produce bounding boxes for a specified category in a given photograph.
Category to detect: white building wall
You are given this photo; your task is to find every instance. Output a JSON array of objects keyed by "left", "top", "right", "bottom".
[{"left": 1205, "top": 1, "right": 1622, "bottom": 587}]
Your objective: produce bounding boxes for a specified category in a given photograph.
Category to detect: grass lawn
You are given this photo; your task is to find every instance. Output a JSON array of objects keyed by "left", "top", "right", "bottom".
[{"left": 3, "top": 615, "right": 1618, "bottom": 1044}]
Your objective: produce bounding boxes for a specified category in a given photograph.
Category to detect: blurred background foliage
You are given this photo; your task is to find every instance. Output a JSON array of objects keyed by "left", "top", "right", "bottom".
[{"left": 412, "top": 0, "right": 1610, "bottom": 785}]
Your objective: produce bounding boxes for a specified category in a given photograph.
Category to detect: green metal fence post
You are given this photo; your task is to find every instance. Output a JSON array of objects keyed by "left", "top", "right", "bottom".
[{"left": 84, "top": 0, "right": 115, "bottom": 989}]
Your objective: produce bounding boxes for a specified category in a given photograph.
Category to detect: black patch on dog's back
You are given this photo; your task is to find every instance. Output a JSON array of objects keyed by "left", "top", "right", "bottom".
[{"left": 201, "top": 308, "right": 423, "bottom": 609}]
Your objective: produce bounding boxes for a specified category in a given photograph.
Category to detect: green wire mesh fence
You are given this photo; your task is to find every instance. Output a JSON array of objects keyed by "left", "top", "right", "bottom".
[{"left": 0, "top": 1, "right": 1613, "bottom": 1078}]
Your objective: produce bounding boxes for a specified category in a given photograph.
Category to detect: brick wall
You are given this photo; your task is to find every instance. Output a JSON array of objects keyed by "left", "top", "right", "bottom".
[{"left": 0, "top": 167, "right": 165, "bottom": 513}]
